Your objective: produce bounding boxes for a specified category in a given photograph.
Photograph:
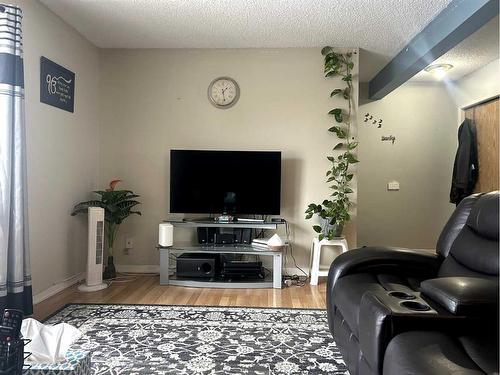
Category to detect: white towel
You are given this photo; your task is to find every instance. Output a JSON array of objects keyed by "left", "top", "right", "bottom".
[{"left": 21, "top": 318, "right": 82, "bottom": 364}]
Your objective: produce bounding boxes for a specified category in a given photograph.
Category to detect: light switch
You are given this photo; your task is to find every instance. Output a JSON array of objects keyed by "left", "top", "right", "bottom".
[{"left": 387, "top": 181, "right": 400, "bottom": 191}]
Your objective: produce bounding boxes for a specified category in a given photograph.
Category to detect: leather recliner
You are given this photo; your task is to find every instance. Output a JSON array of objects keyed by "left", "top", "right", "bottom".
[{"left": 327, "top": 191, "right": 499, "bottom": 375}]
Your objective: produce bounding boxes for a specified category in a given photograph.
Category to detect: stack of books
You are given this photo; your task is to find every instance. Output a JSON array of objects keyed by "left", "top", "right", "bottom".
[
  {"left": 252, "top": 238, "right": 271, "bottom": 250},
  {"left": 252, "top": 237, "right": 287, "bottom": 251}
]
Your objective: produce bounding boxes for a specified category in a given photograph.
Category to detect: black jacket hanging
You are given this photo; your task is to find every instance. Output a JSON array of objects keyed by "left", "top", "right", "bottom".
[{"left": 450, "top": 118, "right": 478, "bottom": 204}]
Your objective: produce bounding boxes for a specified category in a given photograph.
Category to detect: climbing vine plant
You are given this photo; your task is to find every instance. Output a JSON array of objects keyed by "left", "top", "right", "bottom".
[{"left": 305, "top": 47, "right": 358, "bottom": 241}]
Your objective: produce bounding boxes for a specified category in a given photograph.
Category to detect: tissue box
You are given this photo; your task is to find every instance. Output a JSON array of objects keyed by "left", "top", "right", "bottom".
[{"left": 25, "top": 350, "right": 91, "bottom": 375}]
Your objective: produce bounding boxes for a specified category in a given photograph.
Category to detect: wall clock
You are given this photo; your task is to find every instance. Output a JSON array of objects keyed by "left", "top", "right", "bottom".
[{"left": 207, "top": 77, "right": 240, "bottom": 109}]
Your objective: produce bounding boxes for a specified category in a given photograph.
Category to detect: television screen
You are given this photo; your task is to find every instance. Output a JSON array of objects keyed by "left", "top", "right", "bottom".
[{"left": 170, "top": 150, "right": 281, "bottom": 215}]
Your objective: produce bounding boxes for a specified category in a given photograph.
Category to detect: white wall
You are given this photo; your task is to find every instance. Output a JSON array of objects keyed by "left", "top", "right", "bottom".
[
  {"left": 358, "top": 83, "right": 457, "bottom": 249},
  {"left": 99, "top": 48, "right": 358, "bottom": 271},
  {"left": 452, "top": 59, "right": 500, "bottom": 109},
  {"left": 358, "top": 60, "right": 499, "bottom": 249},
  {"left": 10, "top": 1, "right": 497, "bottom": 300},
  {"left": 12, "top": 0, "right": 100, "bottom": 295}
]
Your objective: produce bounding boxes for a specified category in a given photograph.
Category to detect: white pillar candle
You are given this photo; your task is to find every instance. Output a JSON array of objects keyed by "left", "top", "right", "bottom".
[{"left": 159, "top": 223, "right": 173, "bottom": 247}]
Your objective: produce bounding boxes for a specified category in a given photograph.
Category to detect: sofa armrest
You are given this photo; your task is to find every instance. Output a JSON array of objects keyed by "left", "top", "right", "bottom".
[
  {"left": 358, "top": 290, "right": 471, "bottom": 374},
  {"left": 421, "top": 277, "right": 498, "bottom": 315},
  {"left": 327, "top": 246, "right": 441, "bottom": 292}
]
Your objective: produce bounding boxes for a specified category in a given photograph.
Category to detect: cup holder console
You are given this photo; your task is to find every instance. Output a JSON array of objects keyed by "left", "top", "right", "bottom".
[
  {"left": 388, "top": 291, "right": 416, "bottom": 300},
  {"left": 400, "top": 300, "right": 431, "bottom": 312},
  {"left": 377, "top": 291, "right": 435, "bottom": 314}
]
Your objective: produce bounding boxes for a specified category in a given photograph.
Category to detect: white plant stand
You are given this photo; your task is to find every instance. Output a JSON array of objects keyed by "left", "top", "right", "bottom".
[{"left": 309, "top": 237, "right": 348, "bottom": 286}]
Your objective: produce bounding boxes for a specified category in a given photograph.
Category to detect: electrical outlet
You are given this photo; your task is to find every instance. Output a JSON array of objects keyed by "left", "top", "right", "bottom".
[
  {"left": 123, "top": 248, "right": 129, "bottom": 255},
  {"left": 125, "top": 237, "right": 134, "bottom": 249},
  {"left": 387, "top": 181, "right": 400, "bottom": 191}
]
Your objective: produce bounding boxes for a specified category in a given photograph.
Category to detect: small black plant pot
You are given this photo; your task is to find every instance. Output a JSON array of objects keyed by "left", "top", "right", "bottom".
[{"left": 103, "top": 256, "right": 116, "bottom": 280}]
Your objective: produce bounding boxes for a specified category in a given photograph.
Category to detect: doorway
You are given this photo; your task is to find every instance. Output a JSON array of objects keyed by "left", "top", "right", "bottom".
[{"left": 462, "top": 97, "right": 499, "bottom": 193}]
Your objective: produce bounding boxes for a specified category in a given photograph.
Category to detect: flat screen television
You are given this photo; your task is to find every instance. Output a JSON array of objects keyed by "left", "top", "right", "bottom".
[{"left": 170, "top": 150, "right": 281, "bottom": 215}]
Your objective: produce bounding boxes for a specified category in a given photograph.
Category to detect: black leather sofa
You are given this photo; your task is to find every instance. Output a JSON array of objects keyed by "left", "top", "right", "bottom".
[{"left": 327, "top": 191, "right": 499, "bottom": 375}]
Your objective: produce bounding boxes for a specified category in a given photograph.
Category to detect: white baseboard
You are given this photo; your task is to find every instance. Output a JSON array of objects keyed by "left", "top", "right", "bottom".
[
  {"left": 33, "top": 273, "right": 85, "bottom": 305},
  {"left": 115, "top": 264, "right": 160, "bottom": 273}
]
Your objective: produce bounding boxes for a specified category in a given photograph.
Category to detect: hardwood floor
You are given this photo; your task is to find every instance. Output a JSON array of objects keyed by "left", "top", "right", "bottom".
[{"left": 32, "top": 274, "right": 327, "bottom": 321}]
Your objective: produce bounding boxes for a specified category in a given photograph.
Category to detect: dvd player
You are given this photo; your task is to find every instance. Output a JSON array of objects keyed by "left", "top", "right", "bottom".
[{"left": 221, "top": 258, "right": 264, "bottom": 280}]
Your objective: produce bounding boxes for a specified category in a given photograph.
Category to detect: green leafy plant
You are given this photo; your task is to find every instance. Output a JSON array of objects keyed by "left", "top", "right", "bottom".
[
  {"left": 71, "top": 179, "right": 141, "bottom": 279},
  {"left": 305, "top": 47, "right": 357, "bottom": 241}
]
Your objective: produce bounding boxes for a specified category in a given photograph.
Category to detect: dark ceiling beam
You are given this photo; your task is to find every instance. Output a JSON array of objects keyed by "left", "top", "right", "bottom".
[{"left": 368, "top": 0, "right": 499, "bottom": 100}]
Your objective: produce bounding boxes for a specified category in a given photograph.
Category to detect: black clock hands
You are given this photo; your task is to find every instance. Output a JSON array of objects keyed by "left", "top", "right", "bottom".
[{"left": 222, "top": 86, "right": 229, "bottom": 102}]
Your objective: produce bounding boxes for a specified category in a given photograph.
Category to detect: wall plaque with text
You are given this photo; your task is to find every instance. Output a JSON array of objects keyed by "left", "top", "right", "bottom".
[{"left": 40, "top": 56, "right": 75, "bottom": 113}]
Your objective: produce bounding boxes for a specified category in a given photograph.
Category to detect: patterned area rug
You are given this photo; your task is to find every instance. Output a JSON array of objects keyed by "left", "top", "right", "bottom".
[{"left": 46, "top": 304, "right": 348, "bottom": 374}]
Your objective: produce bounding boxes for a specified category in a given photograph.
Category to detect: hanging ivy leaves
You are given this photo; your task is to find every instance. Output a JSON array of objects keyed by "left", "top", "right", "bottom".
[
  {"left": 344, "top": 153, "right": 359, "bottom": 164},
  {"left": 333, "top": 143, "right": 344, "bottom": 150},
  {"left": 342, "top": 73, "right": 352, "bottom": 82},
  {"left": 328, "top": 108, "right": 343, "bottom": 123},
  {"left": 330, "top": 89, "right": 342, "bottom": 97},
  {"left": 328, "top": 126, "right": 347, "bottom": 139},
  {"left": 321, "top": 46, "right": 334, "bottom": 56},
  {"left": 348, "top": 142, "right": 358, "bottom": 150},
  {"left": 306, "top": 47, "right": 358, "bottom": 241},
  {"left": 343, "top": 87, "right": 351, "bottom": 100}
]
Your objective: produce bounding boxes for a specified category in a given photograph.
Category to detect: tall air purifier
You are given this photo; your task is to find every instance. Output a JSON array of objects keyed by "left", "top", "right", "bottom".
[{"left": 78, "top": 207, "right": 109, "bottom": 292}]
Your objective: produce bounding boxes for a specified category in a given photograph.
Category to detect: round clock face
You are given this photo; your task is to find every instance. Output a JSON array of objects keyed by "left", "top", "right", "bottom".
[{"left": 208, "top": 77, "right": 240, "bottom": 108}]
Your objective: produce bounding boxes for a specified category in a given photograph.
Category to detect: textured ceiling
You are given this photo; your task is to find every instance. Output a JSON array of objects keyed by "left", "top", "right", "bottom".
[
  {"left": 39, "top": 0, "right": 453, "bottom": 81},
  {"left": 411, "top": 15, "right": 499, "bottom": 82}
]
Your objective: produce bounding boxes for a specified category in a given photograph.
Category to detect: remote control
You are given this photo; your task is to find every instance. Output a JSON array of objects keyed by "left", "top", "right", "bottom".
[
  {"left": 0, "top": 328, "right": 13, "bottom": 371},
  {"left": 1, "top": 310, "right": 23, "bottom": 339}
]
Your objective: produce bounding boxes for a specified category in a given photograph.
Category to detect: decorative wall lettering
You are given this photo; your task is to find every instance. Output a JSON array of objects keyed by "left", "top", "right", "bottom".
[
  {"left": 381, "top": 135, "right": 396, "bottom": 144},
  {"left": 40, "top": 56, "right": 75, "bottom": 113},
  {"left": 364, "top": 112, "right": 383, "bottom": 128}
]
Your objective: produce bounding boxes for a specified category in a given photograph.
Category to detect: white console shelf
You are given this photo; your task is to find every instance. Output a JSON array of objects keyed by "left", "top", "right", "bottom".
[
  {"left": 165, "top": 219, "right": 282, "bottom": 230},
  {"left": 158, "top": 245, "right": 283, "bottom": 289},
  {"left": 158, "top": 219, "right": 286, "bottom": 289}
]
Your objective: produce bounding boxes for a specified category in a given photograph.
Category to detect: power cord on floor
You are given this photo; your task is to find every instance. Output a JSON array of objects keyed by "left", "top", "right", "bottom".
[
  {"left": 80, "top": 272, "right": 160, "bottom": 289},
  {"left": 283, "top": 274, "right": 307, "bottom": 287},
  {"left": 103, "top": 273, "right": 139, "bottom": 286},
  {"left": 282, "top": 220, "right": 308, "bottom": 287}
]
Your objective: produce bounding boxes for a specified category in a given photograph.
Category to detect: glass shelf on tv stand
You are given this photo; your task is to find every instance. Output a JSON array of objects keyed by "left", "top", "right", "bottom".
[
  {"left": 166, "top": 219, "right": 284, "bottom": 230},
  {"left": 157, "top": 244, "right": 284, "bottom": 289},
  {"left": 162, "top": 244, "right": 284, "bottom": 256}
]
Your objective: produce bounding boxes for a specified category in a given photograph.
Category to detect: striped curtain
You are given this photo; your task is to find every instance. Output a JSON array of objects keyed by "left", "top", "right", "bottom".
[{"left": 0, "top": 4, "right": 32, "bottom": 315}]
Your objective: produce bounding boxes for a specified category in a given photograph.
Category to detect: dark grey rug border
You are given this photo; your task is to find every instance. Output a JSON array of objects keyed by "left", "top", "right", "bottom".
[{"left": 42, "top": 302, "right": 327, "bottom": 323}]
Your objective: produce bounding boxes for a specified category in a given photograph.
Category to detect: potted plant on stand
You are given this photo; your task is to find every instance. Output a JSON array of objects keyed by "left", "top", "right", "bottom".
[
  {"left": 306, "top": 47, "right": 357, "bottom": 240},
  {"left": 71, "top": 179, "right": 141, "bottom": 279}
]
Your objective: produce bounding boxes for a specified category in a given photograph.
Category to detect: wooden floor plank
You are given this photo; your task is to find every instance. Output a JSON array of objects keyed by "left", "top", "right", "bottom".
[{"left": 32, "top": 275, "right": 328, "bottom": 321}]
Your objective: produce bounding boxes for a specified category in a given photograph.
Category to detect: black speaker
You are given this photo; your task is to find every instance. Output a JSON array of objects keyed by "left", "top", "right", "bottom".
[
  {"left": 197, "top": 227, "right": 208, "bottom": 244},
  {"left": 207, "top": 228, "right": 217, "bottom": 244},
  {"left": 176, "top": 253, "right": 220, "bottom": 278},
  {"left": 233, "top": 228, "right": 242, "bottom": 244},
  {"left": 197, "top": 227, "right": 218, "bottom": 244},
  {"left": 241, "top": 228, "right": 253, "bottom": 244},
  {"left": 215, "top": 232, "right": 235, "bottom": 245}
]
